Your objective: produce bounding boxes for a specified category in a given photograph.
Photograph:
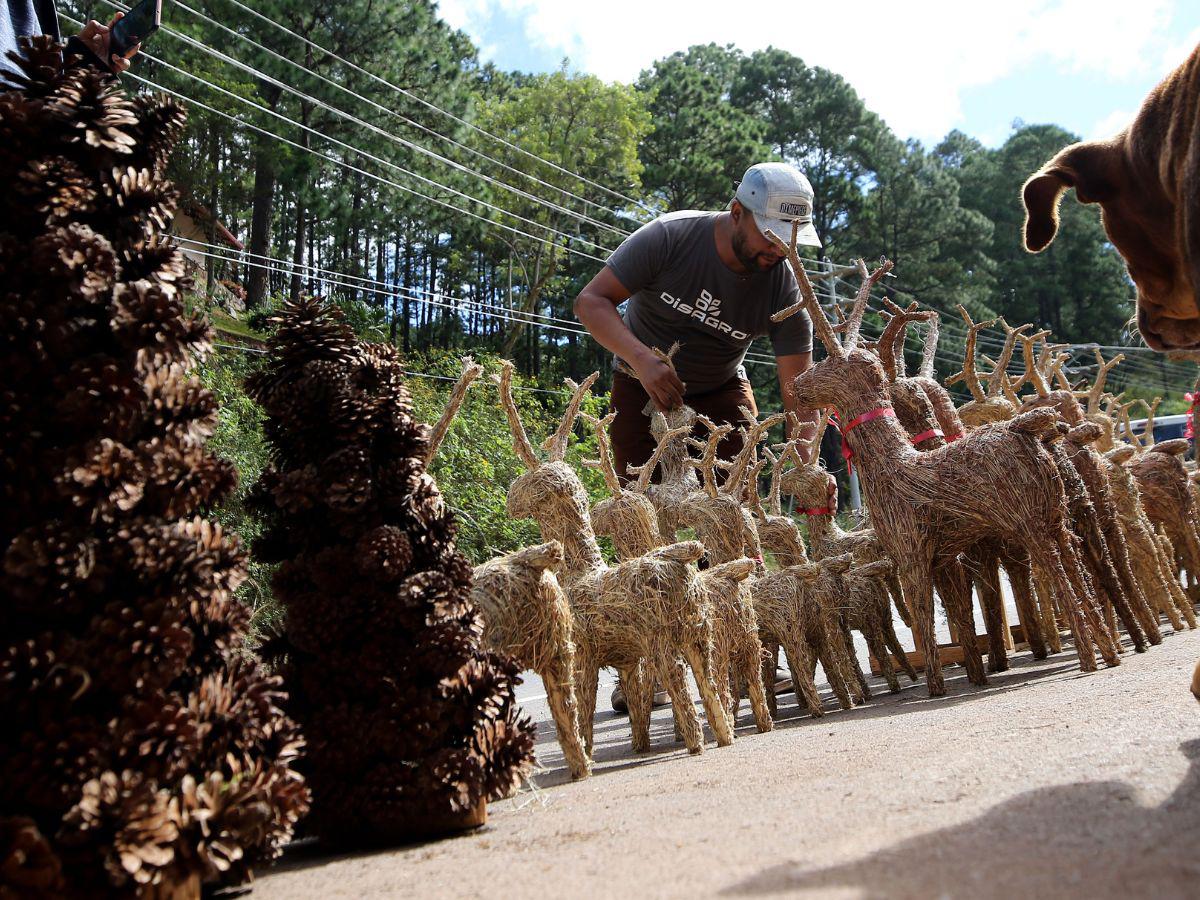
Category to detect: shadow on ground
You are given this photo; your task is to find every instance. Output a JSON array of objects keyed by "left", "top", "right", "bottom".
[{"left": 719, "top": 738, "right": 1200, "bottom": 899}]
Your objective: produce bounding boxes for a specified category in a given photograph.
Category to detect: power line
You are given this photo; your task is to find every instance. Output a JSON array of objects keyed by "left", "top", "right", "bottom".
[
  {"left": 79, "top": 38, "right": 611, "bottom": 265},
  {"left": 175, "top": 235, "right": 784, "bottom": 365},
  {"left": 118, "top": 36, "right": 616, "bottom": 258},
  {"left": 210, "top": 0, "right": 657, "bottom": 218},
  {"left": 106, "top": 0, "right": 631, "bottom": 241}
]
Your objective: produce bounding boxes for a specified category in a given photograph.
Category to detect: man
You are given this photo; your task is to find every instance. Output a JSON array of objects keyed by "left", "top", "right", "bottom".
[
  {"left": 573, "top": 161, "right": 822, "bottom": 710},
  {"left": 2, "top": 5, "right": 140, "bottom": 79}
]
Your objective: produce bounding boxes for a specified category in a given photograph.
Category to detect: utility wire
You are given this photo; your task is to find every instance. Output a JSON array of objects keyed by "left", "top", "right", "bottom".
[
  {"left": 104, "top": 0, "right": 631, "bottom": 240},
  {"left": 210, "top": 0, "right": 657, "bottom": 218},
  {"left": 79, "top": 42, "right": 611, "bottom": 264}
]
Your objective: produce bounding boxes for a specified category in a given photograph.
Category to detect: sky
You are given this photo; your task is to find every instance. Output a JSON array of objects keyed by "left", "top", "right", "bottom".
[{"left": 435, "top": 0, "right": 1200, "bottom": 148}]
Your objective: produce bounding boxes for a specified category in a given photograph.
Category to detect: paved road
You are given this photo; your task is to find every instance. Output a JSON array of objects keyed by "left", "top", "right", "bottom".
[{"left": 255, "top": 613, "right": 1200, "bottom": 899}]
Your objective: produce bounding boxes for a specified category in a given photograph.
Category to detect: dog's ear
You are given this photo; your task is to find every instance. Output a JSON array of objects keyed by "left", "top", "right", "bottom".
[{"left": 1022, "top": 141, "right": 1122, "bottom": 252}]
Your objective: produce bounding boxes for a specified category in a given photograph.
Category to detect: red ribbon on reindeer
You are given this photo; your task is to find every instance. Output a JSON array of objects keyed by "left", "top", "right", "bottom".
[
  {"left": 910, "top": 427, "right": 944, "bottom": 446},
  {"left": 831, "top": 406, "right": 897, "bottom": 476},
  {"left": 1186, "top": 392, "right": 1197, "bottom": 440}
]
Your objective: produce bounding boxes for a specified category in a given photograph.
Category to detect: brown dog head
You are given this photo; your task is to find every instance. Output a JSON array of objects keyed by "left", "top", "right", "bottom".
[{"left": 1021, "top": 47, "right": 1200, "bottom": 350}]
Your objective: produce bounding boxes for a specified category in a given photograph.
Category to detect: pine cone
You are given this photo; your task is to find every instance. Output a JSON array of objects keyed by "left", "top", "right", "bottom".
[{"left": 0, "top": 816, "right": 65, "bottom": 898}]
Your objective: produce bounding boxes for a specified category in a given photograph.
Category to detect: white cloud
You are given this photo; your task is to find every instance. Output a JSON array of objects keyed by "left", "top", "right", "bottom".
[
  {"left": 438, "top": 0, "right": 1193, "bottom": 143},
  {"left": 1088, "top": 108, "right": 1137, "bottom": 140}
]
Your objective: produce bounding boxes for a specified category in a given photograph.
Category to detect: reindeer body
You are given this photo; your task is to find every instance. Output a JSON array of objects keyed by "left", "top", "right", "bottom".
[{"left": 472, "top": 541, "right": 591, "bottom": 780}]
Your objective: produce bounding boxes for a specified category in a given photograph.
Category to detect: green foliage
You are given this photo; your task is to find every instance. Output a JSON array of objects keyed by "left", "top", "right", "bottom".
[
  {"left": 195, "top": 348, "right": 277, "bottom": 631},
  {"left": 636, "top": 44, "right": 773, "bottom": 211}
]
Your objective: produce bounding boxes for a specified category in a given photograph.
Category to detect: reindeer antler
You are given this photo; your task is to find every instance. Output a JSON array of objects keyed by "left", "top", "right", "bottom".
[
  {"left": 493, "top": 360, "right": 540, "bottom": 471},
  {"left": 878, "top": 300, "right": 935, "bottom": 383},
  {"left": 1047, "top": 350, "right": 1074, "bottom": 392},
  {"left": 845, "top": 258, "right": 894, "bottom": 352},
  {"left": 425, "top": 356, "right": 484, "bottom": 465},
  {"left": 765, "top": 442, "right": 805, "bottom": 516},
  {"left": 918, "top": 310, "right": 941, "bottom": 380},
  {"left": 950, "top": 305, "right": 996, "bottom": 402},
  {"left": 581, "top": 412, "right": 622, "bottom": 496},
  {"left": 724, "top": 407, "right": 786, "bottom": 496},
  {"left": 1141, "top": 397, "right": 1162, "bottom": 447},
  {"left": 689, "top": 418, "right": 734, "bottom": 498},
  {"left": 628, "top": 423, "right": 692, "bottom": 493},
  {"left": 745, "top": 455, "right": 769, "bottom": 518},
  {"left": 1016, "top": 330, "right": 1052, "bottom": 397},
  {"left": 987, "top": 319, "right": 1031, "bottom": 399},
  {"left": 767, "top": 222, "right": 843, "bottom": 358},
  {"left": 1088, "top": 349, "right": 1125, "bottom": 414},
  {"left": 542, "top": 371, "right": 599, "bottom": 463}
]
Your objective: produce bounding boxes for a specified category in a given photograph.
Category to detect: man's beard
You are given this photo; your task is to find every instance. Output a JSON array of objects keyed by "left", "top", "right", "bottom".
[{"left": 731, "top": 227, "right": 780, "bottom": 273}]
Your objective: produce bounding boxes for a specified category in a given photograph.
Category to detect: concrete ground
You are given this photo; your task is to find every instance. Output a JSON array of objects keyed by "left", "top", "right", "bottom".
[{"left": 254, "top": 624, "right": 1200, "bottom": 900}]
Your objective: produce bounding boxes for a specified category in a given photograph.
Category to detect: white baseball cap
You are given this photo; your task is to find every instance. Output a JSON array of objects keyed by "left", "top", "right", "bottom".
[{"left": 735, "top": 162, "right": 821, "bottom": 248}]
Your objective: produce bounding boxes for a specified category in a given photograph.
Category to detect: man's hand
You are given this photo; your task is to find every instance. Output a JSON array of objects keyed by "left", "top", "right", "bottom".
[
  {"left": 632, "top": 349, "right": 685, "bottom": 412},
  {"left": 79, "top": 13, "right": 141, "bottom": 74}
]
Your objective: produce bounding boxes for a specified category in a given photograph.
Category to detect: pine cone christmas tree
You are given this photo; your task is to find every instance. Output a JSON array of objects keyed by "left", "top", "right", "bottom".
[
  {"left": 248, "top": 299, "right": 535, "bottom": 843},
  {"left": 0, "top": 41, "right": 308, "bottom": 897}
]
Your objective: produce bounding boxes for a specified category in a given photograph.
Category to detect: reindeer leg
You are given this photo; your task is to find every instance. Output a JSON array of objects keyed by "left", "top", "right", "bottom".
[
  {"left": 815, "top": 615, "right": 855, "bottom": 710},
  {"left": 681, "top": 634, "right": 734, "bottom": 748},
  {"left": 863, "top": 620, "right": 901, "bottom": 693},
  {"left": 575, "top": 650, "right": 600, "bottom": 756},
  {"left": 971, "top": 547, "right": 1009, "bottom": 673},
  {"left": 659, "top": 652, "right": 704, "bottom": 754},
  {"left": 886, "top": 574, "right": 911, "bottom": 627},
  {"left": 1001, "top": 549, "right": 1047, "bottom": 660},
  {"left": 782, "top": 637, "right": 824, "bottom": 717},
  {"left": 935, "top": 562, "right": 987, "bottom": 687},
  {"left": 738, "top": 639, "right": 773, "bottom": 733},
  {"left": 879, "top": 597, "right": 918, "bottom": 682},
  {"left": 761, "top": 638, "right": 780, "bottom": 718},
  {"left": 619, "top": 663, "right": 653, "bottom": 753},
  {"left": 903, "top": 569, "right": 943, "bottom": 697},
  {"left": 543, "top": 655, "right": 592, "bottom": 780},
  {"left": 1032, "top": 568, "right": 1064, "bottom": 654},
  {"left": 841, "top": 618, "right": 871, "bottom": 703}
]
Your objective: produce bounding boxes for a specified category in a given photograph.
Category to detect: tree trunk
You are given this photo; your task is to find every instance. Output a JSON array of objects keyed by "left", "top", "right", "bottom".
[{"left": 245, "top": 87, "right": 282, "bottom": 309}]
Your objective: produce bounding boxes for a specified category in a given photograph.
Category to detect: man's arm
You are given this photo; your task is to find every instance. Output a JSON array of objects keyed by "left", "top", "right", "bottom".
[
  {"left": 776, "top": 352, "right": 820, "bottom": 461},
  {"left": 573, "top": 266, "right": 685, "bottom": 412}
]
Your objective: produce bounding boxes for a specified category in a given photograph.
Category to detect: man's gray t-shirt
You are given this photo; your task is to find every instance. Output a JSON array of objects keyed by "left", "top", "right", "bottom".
[{"left": 606, "top": 211, "right": 812, "bottom": 395}]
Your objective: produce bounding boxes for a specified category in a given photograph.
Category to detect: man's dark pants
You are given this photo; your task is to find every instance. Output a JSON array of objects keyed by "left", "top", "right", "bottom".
[{"left": 608, "top": 370, "right": 759, "bottom": 489}]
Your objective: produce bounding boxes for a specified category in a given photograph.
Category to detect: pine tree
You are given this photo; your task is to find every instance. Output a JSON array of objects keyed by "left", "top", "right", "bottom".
[
  {"left": 248, "top": 298, "right": 535, "bottom": 843},
  {"left": 0, "top": 40, "right": 308, "bottom": 897}
]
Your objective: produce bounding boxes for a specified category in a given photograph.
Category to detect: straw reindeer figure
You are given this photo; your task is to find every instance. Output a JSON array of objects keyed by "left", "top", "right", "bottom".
[
  {"left": 1104, "top": 444, "right": 1196, "bottom": 630},
  {"left": 1121, "top": 400, "right": 1200, "bottom": 597},
  {"left": 752, "top": 553, "right": 886, "bottom": 716},
  {"left": 423, "top": 360, "right": 592, "bottom": 780},
  {"left": 765, "top": 225, "right": 1120, "bottom": 694},
  {"left": 947, "top": 309, "right": 1031, "bottom": 428},
  {"left": 582, "top": 412, "right": 757, "bottom": 738},
  {"left": 878, "top": 305, "right": 1050, "bottom": 669},
  {"left": 673, "top": 414, "right": 778, "bottom": 731},
  {"left": 757, "top": 426, "right": 915, "bottom": 694},
  {"left": 617, "top": 343, "right": 701, "bottom": 540},
  {"left": 753, "top": 442, "right": 810, "bottom": 567},
  {"left": 778, "top": 415, "right": 915, "bottom": 649},
  {"left": 1016, "top": 339, "right": 1162, "bottom": 649},
  {"left": 472, "top": 542, "right": 592, "bottom": 780},
  {"left": 494, "top": 362, "right": 733, "bottom": 755},
  {"left": 1088, "top": 384, "right": 1194, "bottom": 631}
]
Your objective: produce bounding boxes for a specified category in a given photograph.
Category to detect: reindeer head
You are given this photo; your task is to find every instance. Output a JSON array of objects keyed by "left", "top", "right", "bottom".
[
  {"left": 778, "top": 412, "right": 839, "bottom": 509},
  {"left": 583, "top": 412, "right": 664, "bottom": 558},
  {"left": 495, "top": 361, "right": 599, "bottom": 522},
  {"left": 766, "top": 226, "right": 894, "bottom": 415}
]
